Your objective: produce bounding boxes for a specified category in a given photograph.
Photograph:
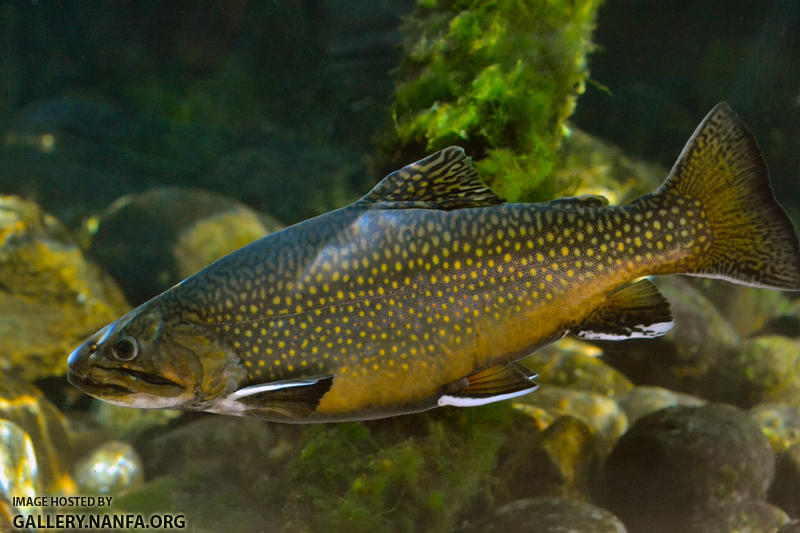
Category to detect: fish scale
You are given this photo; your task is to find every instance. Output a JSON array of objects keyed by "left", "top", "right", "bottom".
[
  {"left": 183, "top": 202, "right": 695, "bottom": 381},
  {"left": 67, "top": 103, "right": 800, "bottom": 422}
]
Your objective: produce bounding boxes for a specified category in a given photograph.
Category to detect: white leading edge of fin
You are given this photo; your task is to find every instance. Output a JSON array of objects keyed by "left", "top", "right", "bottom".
[
  {"left": 578, "top": 321, "right": 674, "bottom": 341},
  {"left": 437, "top": 380, "right": 539, "bottom": 408},
  {"left": 226, "top": 377, "right": 325, "bottom": 401},
  {"left": 209, "top": 377, "right": 328, "bottom": 416}
]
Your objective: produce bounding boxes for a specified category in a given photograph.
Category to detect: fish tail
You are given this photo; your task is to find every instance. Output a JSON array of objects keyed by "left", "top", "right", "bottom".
[{"left": 643, "top": 102, "right": 800, "bottom": 290}]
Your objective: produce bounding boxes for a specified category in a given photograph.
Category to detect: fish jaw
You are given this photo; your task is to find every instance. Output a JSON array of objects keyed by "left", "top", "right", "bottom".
[
  {"left": 66, "top": 303, "right": 245, "bottom": 411},
  {"left": 67, "top": 325, "right": 189, "bottom": 408}
]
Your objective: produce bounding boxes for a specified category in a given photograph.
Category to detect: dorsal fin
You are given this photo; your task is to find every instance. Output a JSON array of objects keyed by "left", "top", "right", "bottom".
[
  {"left": 546, "top": 194, "right": 609, "bottom": 208},
  {"left": 575, "top": 278, "right": 673, "bottom": 340},
  {"left": 359, "top": 146, "right": 504, "bottom": 210}
]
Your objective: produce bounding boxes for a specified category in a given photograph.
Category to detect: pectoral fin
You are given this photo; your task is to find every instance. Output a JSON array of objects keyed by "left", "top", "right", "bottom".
[
  {"left": 575, "top": 278, "right": 673, "bottom": 340},
  {"left": 213, "top": 375, "right": 334, "bottom": 420},
  {"left": 438, "top": 363, "right": 539, "bottom": 407}
]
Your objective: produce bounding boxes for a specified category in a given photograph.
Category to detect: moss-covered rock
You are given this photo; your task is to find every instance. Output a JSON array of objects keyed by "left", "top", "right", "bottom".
[
  {"left": 0, "top": 196, "right": 129, "bottom": 381},
  {"left": 538, "top": 415, "right": 602, "bottom": 497},
  {"left": 603, "top": 404, "right": 775, "bottom": 533},
  {"left": 283, "top": 405, "right": 515, "bottom": 533},
  {"left": 493, "top": 414, "right": 601, "bottom": 504},
  {"left": 84, "top": 187, "right": 282, "bottom": 304},
  {"left": 729, "top": 336, "right": 800, "bottom": 407},
  {"left": 523, "top": 337, "right": 633, "bottom": 397},
  {"left": 514, "top": 386, "right": 627, "bottom": 455},
  {"left": 615, "top": 386, "right": 705, "bottom": 426},
  {"left": 460, "top": 497, "right": 627, "bottom": 533},
  {"left": 751, "top": 402, "right": 800, "bottom": 453},
  {"left": 380, "top": 0, "right": 604, "bottom": 203}
]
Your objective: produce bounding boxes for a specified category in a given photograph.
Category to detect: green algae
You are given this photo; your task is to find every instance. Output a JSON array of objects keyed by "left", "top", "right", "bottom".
[
  {"left": 283, "top": 405, "right": 514, "bottom": 533},
  {"left": 384, "top": 0, "right": 604, "bottom": 202}
]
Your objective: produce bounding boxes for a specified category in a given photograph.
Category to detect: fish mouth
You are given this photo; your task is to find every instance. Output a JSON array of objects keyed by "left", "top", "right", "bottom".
[{"left": 68, "top": 366, "right": 184, "bottom": 398}]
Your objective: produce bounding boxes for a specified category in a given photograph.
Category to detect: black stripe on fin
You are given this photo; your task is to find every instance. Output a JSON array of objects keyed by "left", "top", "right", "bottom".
[
  {"left": 438, "top": 362, "right": 538, "bottom": 407},
  {"left": 222, "top": 375, "right": 333, "bottom": 421},
  {"left": 575, "top": 278, "right": 673, "bottom": 340},
  {"left": 359, "top": 146, "right": 504, "bottom": 209}
]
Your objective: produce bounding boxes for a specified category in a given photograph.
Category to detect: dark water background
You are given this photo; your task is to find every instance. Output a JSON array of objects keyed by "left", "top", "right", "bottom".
[{"left": 2, "top": 0, "right": 798, "bottom": 226}]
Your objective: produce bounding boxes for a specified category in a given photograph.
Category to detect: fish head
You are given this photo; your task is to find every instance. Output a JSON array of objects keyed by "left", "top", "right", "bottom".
[{"left": 67, "top": 302, "right": 246, "bottom": 410}]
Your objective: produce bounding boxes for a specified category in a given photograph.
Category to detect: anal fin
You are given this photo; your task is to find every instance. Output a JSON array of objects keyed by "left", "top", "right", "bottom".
[
  {"left": 438, "top": 363, "right": 538, "bottom": 407},
  {"left": 214, "top": 375, "right": 333, "bottom": 421},
  {"left": 575, "top": 278, "right": 673, "bottom": 340}
]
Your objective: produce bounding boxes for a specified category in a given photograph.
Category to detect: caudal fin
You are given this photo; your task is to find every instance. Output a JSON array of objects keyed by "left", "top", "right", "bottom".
[{"left": 652, "top": 102, "right": 800, "bottom": 290}]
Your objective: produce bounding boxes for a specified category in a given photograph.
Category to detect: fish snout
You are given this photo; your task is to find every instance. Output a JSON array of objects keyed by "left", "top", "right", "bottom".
[{"left": 68, "top": 323, "right": 116, "bottom": 374}]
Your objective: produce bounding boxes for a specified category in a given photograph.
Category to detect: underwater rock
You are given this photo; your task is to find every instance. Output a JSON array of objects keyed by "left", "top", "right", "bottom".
[
  {"left": 523, "top": 338, "right": 633, "bottom": 397},
  {"left": 751, "top": 402, "right": 800, "bottom": 452},
  {"left": 113, "top": 416, "right": 295, "bottom": 532},
  {"left": 779, "top": 521, "right": 800, "bottom": 533},
  {"left": 769, "top": 442, "right": 800, "bottom": 518},
  {"left": 595, "top": 277, "right": 742, "bottom": 401},
  {"left": 89, "top": 401, "right": 182, "bottom": 441},
  {"left": 0, "top": 374, "right": 77, "bottom": 496},
  {"left": 141, "top": 416, "right": 291, "bottom": 484},
  {"left": 74, "top": 441, "right": 145, "bottom": 495},
  {"left": 539, "top": 416, "right": 602, "bottom": 497},
  {"left": 730, "top": 335, "right": 800, "bottom": 407},
  {"left": 0, "top": 195, "right": 129, "bottom": 381},
  {"left": 0, "top": 420, "right": 40, "bottom": 518},
  {"left": 493, "top": 415, "right": 601, "bottom": 504},
  {"left": 683, "top": 500, "right": 790, "bottom": 533},
  {"left": 615, "top": 386, "right": 706, "bottom": 426},
  {"left": 556, "top": 126, "right": 665, "bottom": 205},
  {"left": 688, "top": 278, "right": 793, "bottom": 337},
  {"left": 492, "top": 419, "right": 563, "bottom": 504},
  {"left": 459, "top": 497, "right": 627, "bottom": 533},
  {"left": 601, "top": 280, "right": 800, "bottom": 408},
  {"left": 603, "top": 404, "right": 775, "bottom": 533},
  {"left": 514, "top": 386, "right": 627, "bottom": 455},
  {"left": 85, "top": 187, "right": 282, "bottom": 304}
]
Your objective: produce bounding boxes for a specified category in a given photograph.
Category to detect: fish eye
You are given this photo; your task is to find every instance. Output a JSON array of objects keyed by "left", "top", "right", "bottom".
[{"left": 112, "top": 336, "right": 139, "bottom": 361}]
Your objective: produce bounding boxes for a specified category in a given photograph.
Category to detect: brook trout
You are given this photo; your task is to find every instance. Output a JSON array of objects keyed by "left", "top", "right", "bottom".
[{"left": 68, "top": 103, "right": 800, "bottom": 422}]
